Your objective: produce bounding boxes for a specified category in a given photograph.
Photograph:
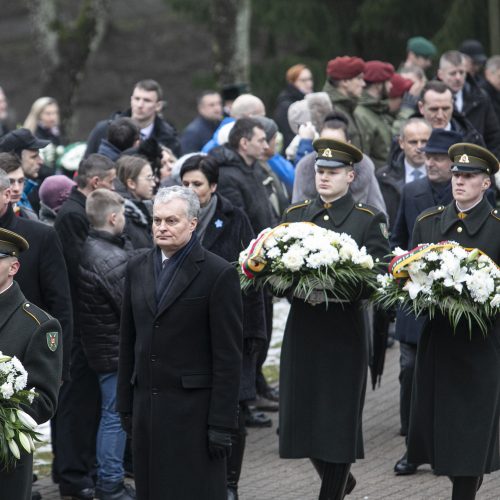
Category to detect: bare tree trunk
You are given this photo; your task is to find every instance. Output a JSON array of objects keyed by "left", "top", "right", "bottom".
[
  {"left": 210, "top": 0, "right": 251, "bottom": 86},
  {"left": 27, "top": 0, "right": 110, "bottom": 137},
  {"left": 489, "top": 0, "right": 500, "bottom": 54}
]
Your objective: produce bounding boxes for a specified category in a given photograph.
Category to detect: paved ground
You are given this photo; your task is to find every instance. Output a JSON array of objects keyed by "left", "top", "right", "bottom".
[{"left": 34, "top": 315, "right": 500, "bottom": 499}]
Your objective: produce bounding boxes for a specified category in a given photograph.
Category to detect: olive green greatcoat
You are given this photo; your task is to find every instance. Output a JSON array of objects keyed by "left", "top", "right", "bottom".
[
  {"left": 278, "top": 193, "right": 389, "bottom": 463},
  {"left": 0, "top": 281, "right": 62, "bottom": 500},
  {"left": 353, "top": 92, "right": 393, "bottom": 169},
  {"left": 407, "top": 197, "right": 500, "bottom": 476},
  {"left": 322, "top": 80, "right": 364, "bottom": 151}
]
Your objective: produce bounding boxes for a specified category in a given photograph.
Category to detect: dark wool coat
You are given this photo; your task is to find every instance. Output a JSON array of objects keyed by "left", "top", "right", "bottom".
[
  {"left": 278, "top": 193, "right": 390, "bottom": 463},
  {"left": 200, "top": 194, "right": 267, "bottom": 401},
  {"left": 180, "top": 115, "right": 220, "bottom": 155},
  {"left": 84, "top": 110, "right": 180, "bottom": 158},
  {"left": 210, "top": 145, "right": 278, "bottom": 234},
  {"left": 0, "top": 282, "right": 62, "bottom": 500},
  {"left": 116, "top": 239, "right": 243, "bottom": 500},
  {"left": 0, "top": 204, "right": 73, "bottom": 380},
  {"left": 407, "top": 198, "right": 500, "bottom": 476},
  {"left": 462, "top": 75, "right": 500, "bottom": 159},
  {"left": 273, "top": 83, "right": 305, "bottom": 149}
]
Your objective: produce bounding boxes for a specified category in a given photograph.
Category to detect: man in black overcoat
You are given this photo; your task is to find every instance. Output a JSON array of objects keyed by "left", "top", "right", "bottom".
[
  {"left": 116, "top": 186, "right": 243, "bottom": 500},
  {"left": 408, "top": 143, "right": 500, "bottom": 499}
]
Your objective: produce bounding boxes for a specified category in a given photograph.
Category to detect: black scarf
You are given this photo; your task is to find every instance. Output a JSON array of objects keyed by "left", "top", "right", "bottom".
[{"left": 154, "top": 233, "right": 198, "bottom": 311}]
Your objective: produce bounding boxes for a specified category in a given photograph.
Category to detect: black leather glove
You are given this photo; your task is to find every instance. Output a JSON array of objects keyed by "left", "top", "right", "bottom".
[
  {"left": 207, "top": 427, "right": 232, "bottom": 460},
  {"left": 120, "top": 413, "right": 133, "bottom": 437},
  {"left": 244, "top": 337, "right": 266, "bottom": 356}
]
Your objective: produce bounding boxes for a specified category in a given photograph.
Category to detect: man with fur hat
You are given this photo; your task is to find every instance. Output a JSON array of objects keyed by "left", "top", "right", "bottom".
[
  {"left": 323, "top": 56, "right": 366, "bottom": 150},
  {"left": 280, "top": 138, "right": 389, "bottom": 499},
  {"left": 354, "top": 61, "right": 395, "bottom": 168}
]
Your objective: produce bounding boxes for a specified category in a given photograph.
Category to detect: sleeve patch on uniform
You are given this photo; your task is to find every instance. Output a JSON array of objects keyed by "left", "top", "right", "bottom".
[
  {"left": 379, "top": 223, "right": 389, "bottom": 239},
  {"left": 46, "top": 331, "right": 58, "bottom": 352}
]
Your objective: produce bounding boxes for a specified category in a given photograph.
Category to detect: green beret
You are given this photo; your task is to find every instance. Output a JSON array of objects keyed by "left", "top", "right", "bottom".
[
  {"left": 448, "top": 143, "right": 499, "bottom": 175},
  {"left": 313, "top": 138, "right": 363, "bottom": 168},
  {"left": 407, "top": 36, "right": 437, "bottom": 58},
  {"left": 0, "top": 228, "right": 29, "bottom": 258}
]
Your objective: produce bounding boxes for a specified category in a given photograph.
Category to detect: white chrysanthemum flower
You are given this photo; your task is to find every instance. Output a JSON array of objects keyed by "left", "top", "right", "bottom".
[
  {"left": 14, "top": 372, "right": 27, "bottom": 391},
  {"left": 266, "top": 247, "right": 281, "bottom": 259},
  {"left": 466, "top": 272, "right": 495, "bottom": 303},
  {"left": 1, "top": 382, "right": 14, "bottom": 399},
  {"left": 424, "top": 251, "right": 440, "bottom": 262},
  {"left": 281, "top": 250, "right": 305, "bottom": 272}
]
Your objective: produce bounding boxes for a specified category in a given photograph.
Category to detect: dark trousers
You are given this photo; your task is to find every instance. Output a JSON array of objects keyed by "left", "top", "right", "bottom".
[
  {"left": 54, "top": 340, "right": 101, "bottom": 494},
  {"left": 311, "top": 459, "right": 351, "bottom": 500},
  {"left": 398, "top": 341, "right": 417, "bottom": 435},
  {"left": 0, "top": 451, "right": 33, "bottom": 500},
  {"left": 227, "top": 404, "right": 247, "bottom": 492},
  {"left": 256, "top": 290, "right": 273, "bottom": 394},
  {"left": 450, "top": 476, "right": 482, "bottom": 500}
]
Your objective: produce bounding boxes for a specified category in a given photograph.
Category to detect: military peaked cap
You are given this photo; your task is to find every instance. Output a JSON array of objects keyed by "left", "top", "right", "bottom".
[
  {"left": 313, "top": 138, "right": 363, "bottom": 168},
  {"left": 448, "top": 143, "right": 499, "bottom": 175},
  {"left": 0, "top": 228, "right": 29, "bottom": 258}
]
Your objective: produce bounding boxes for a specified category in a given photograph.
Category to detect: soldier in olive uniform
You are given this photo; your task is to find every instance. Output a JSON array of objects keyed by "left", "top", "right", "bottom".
[
  {"left": 0, "top": 228, "right": 62, "bottom": 500},
  {"left": 408, "top": 144, "right": 500, "bottom": 500},
  {"left": 279, "top": 139, "right": 390, "bottom": 499}
]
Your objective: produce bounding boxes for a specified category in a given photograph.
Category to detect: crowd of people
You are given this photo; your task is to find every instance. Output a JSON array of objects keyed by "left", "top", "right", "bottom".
[{"left": 0, "top": 34, "right": 499, "bottom": 500}]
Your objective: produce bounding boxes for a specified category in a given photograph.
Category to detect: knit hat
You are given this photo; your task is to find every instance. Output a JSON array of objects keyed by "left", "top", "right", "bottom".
[
  {"left": 38, "top": 175, "right": 76, "bottom": 213},
  {"left": 254, "top": 116, "right": 279, "bottom": 142},
  {"left": 407, "top": 36, "right": 437, "bottom": 58},
  {"left": 363, "top": 61, "right": 395, "bottom": 83},
  {"left": 326, "top": 56, "right": 365, "bottom": 80},
  {"left": 389, "top": 74, "right": 414, "bottom": 98}
]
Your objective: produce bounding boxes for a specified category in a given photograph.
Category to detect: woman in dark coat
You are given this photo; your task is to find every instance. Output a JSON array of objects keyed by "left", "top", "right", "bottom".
[
  {"left": 407, "top": 144, "right": 500, "bottom": 499},
  {"left": 115, "top": 155, "right": 156, "bottom": 249},
  {"left": 180, "top": 154, "right": 267, "bottom": 500},
  {"left": 279, "top": 139, "right": 390, "bottom": 499},
  {"left": 273, "top": 64, "right": 314, "bottom": 149}
]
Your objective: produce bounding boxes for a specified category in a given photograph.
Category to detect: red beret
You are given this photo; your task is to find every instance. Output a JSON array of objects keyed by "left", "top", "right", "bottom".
[
  {"left": 363, "top": 60, "right": 395, "bottom": 83},
  {"left": 389, "top": 73, "right": 414, "bottom": 98},
  {"left": 326, "top": 56, "right": 365, "bottom": 81}
]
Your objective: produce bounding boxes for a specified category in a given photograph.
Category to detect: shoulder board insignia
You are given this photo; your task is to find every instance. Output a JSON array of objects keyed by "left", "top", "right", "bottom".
[
  {"left": 417, "top": 205, "right": 445, "bottom": 223},
  {"left": 354, "top": 203, "right": 375, "bottom": 216},
  {"left": 490, "top": 209, "right": 500, "bottom": 221},
  {"left": 285, "top": 199, "right": 311, "bottom": 214},
  {"left": 22, "top": 302, "right": 51, "bottom": 326}
]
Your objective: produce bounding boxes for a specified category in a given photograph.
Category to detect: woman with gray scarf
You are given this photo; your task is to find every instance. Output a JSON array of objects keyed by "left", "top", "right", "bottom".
[{"left": 180, "top": 155, "right": 267, "bottom": 500}]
